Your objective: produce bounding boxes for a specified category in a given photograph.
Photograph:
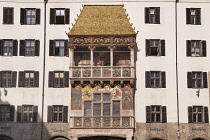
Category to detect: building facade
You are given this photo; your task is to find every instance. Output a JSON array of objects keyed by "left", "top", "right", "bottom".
[{"left": 0, "top": 0, "right": 210, "bottom": 140}]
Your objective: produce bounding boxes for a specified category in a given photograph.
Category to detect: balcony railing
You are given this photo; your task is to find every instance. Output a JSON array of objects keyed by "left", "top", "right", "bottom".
[
  {"left": 70, "top": 116, "right": 134, "bottom": 128},
  {"left": 70, "top": 66, "right": 135, "bottom": 78}
]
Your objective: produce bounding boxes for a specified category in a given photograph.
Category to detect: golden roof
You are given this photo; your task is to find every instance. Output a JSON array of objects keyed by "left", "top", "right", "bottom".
[{"left": 68, "top": 5, "right": 136, "bottom": 36}]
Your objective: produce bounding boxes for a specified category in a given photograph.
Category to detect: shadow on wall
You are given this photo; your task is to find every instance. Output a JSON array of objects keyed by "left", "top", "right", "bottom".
[{"left": 0, "top": 89, "right": 70, "bottom": 140}]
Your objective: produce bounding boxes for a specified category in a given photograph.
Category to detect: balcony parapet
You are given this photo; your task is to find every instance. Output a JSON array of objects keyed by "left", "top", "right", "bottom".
[{"left": 70, "top": 116, "right": 134, "bottom": 129}]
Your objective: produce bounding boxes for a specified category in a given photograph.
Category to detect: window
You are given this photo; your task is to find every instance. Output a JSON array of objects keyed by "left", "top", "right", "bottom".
[
  {"left": 146, "top": 105, "right": 167, "bottom": 123},
  {"left": 0, "top": 71, "right": 17, "bottom": 88},
  {"left": 50, "top": 8, "right": 70, "bottom": 24},
  {"left": 187, "top": 72, "right": 208, "bottom": 88},
  {"left": 49, "top": 40, "right": 68, "bottom": 56},
  {"left": 0, "top": 105, "right": 14, "bottom": 122},
  {"left": 146, "top": 39, "right": 165, "bottom": 56},
  {"left": 84, "top": 93, "right": 118, "bottom": 116},
  {"left": 18, "top": 71, "right": 39, "bottom": 87},
  {"left": 47, "top": 106, "right": 68, "bottom": 123},
  {"left": 0, "top": 40, "right": 18, "bottom": 56},
  {"left": 19, "top": 40, "right": 40, "bottom": 56},
  {"left": 145, "top": 7, "right": 160, "bottom": 24},
  {"left": 20, "top": 8, "right": 40, "bottom": 25},
  {"left": 186, "top": 8, "right": 201, "bottom": 25},
  {"left": 3, "top": 7, "right": 14, "bottom": 24},
  {"left": 48, "top": 71, "right": 69, "bottom": 88},
  {"left": 188, "top": 106, "right": 209, "bottom": 123},
  {"left": 186, "top": 40, "right": 206, "bottom": 57},
  {"left": 17, "top": 105, "right": 38, "bottom": 122},
  {"left": 145, "top": 71, "right": 166, "bottom": 88}
]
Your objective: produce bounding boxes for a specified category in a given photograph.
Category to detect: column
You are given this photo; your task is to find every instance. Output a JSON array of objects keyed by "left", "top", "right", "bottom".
[
  {"left": 129, "top": 46, "right": 135, "bottom": 67},
  {"left": 108, "top": 46, "right": 115, "bottom": 66},
  {"left": 70, "top": 46, "right": 76, "bottom": 67},
  {"left": 88, "top": 46, "right": 96, "bottom": 66}
]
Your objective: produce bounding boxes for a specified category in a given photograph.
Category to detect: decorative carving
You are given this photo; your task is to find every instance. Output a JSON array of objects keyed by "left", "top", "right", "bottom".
[
  {"left": 74, "top": 117, "right": 82, "bottom": 127},
  {"left": 103, "top": 117, "right": 111, "bottom": 127},
  {"left": 122, "top": 117, "right": 130, "bottom": 127},
  {"left": 93, "top": 117, "right": 101, "bottom": 127},
  {"left": 88, "top": 46, "right": 96, "bottom": 51},
  {"left": 113, "top": 68, "right": 121, "bottom": 77},
  {"left": 83, "top": 68, "right": 91, "bottom": 77},
  {"left": 84, "top": 117, "right": 91, "bottom": 127},
  {"left": 122, "top": 68, "right": 131, "bottom": 77},
  {"left": 113, "top": 117, "right": 120, "bottom": 127},
  {"left": 102, "top": 68, "right": 111, "bottom": 77},
  {"left": 93, "top": 68, "right": 101, "bottom": 77},
  {"left": 72, "top": 68, "right": 81, "bottom": 77}
]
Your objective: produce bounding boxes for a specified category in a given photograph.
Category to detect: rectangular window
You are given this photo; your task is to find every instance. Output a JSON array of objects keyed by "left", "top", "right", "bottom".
[
  {"left": 187, "top": 72, "right": 208, "bottom": 88},
  {"left": 20, "top": 8, "right": 40, "bottom": 25},
  {"left": 3, "top": 40, "right": 13, "bottom": 56},
  {"left": 151, "top": 106, "right": 161, "bottom": 122},
  {"left": 54, "top": 72, "right": 64, "bottom": 87},
  {"left": 145, "top": 7, "right": 160, "bottom": 24},
  {"left": 53, "top": 106, "right": 63, "bottom": 122},
  {"left": 2, "top": 72, "right": 12, "bottom": 87},
  {"left": 3, "top": 7, "right": 14, "bottom": 24},
  {"left": 84, "top": 101, "right": 92, "bottom": 116},
  {"left": 113, "top": 101, "right": 120, "bottom": 116},
  {"left": 150, "top": 71, "right": 161, "bottom": 88},
  {"left": 93, "top": 103, "right": 101, "bottom": 116},
  {"left": 23, "top": 105, "right": 33, "bottom": 122},
  {"left": 188, "top": 106, "right": 209, "bottom": 123},
  {"left": 25, "top": 72, "right": 34, "bottom": 87},
  {"left": 145, "top": 71, "right": 166, "bottom": 88},
  {"left": 186, "top": 8, "right": 201, "bottom": 25},
  {"left": 55, "top": 40, "right": 65, "bottom": 56},
  {"left": 25, "top": 40, "right": 35, "bottom": 56},
  {"left": 103, "top": 103, "right": 110, "bottom": 116},
  {"left": 50, "top": 8, "right": 69, "bottom": 24},
  {"left": 146, "top": 39, "right": 165, "bottom": 56},
  {"left": 193, "top": 106, "right": 203, "bottom": 123},
  {"left": 146, "top": 105, "right": 167, "bottom": 123},
  {"left": 0, "top": 105, "right": 10, "bottom": 122},
  {"left": 26, "top": 9, "right": 36, "bottom": 25},
  {"left": 186, "top": 40, "right": 206, "bottom": 57}
]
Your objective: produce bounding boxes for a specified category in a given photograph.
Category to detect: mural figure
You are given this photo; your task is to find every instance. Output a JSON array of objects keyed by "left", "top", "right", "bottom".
[
  {"left": 122, "top": 86, "right": 133, "bottom": 109},
  {"left": 82, "top": 86, "right": 92, "bottom": 99},
  {"left": 71, "top": 86, "right": 82, "bottom": 110},
  {"left": 111, "top": 86, "right": 122, "bottom": 99}
]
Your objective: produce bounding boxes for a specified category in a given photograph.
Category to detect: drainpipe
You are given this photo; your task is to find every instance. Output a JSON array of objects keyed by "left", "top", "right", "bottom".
[
  {"left": 41, "top": 0, "right": 48, "bottom": 139},
  {"left": 175, "top": 0, "right": 180, "bottom": 139}
]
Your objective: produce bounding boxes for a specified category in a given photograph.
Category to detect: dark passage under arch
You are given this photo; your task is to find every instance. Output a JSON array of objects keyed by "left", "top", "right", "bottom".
[
  {"left": 79, "top": 136, "right": 126, "bottom": 140},
  {"left": 49, "top": 136, "right": 69, "bottom": 140},
  {"left": 0, "top": 135, "right": 13, "bottom": 140}
]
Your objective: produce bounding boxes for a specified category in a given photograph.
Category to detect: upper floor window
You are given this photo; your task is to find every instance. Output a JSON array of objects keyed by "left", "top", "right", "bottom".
[
  {"left": 0, "top": 40, "right": 18, "bottom": 56},
  {"left": 3, "top": 7, "right": 14, "bottom": 24},
  {"left": 146, "top": 105, "right": 167, "bottom": 123},
  {"left": 49, "top": 40, "right": 68, "bottom": 56},
  {"left": 188, "top": 106, "right": 209, "bottom": 123},
  {"left": 47, "top": 105, "right": 68, "bottom": 123},
  {"left": 146, "top": 39, "right": 165, "bottom": 56},
  {"left": 50, "top": 8, "right": 69, "bottom": 24},
  {"left": 84, "top": 93, "right": 120, "bottom": 116},
  {"left": 48, "top": 71, "right": 69, "bottom": 88},
  {"left": 19, "top": 40, "right": 40, "bottom": 56},
  {"left": 186, "top": 8, "right": 201, "bottom": 25},
  {"left": 0, "top": 71, "right": 17, "bottom": 88},
  {"left": 17, "top": 105, "right": 38, "bottom": 122},
  {"left": 0, "top": 105, "right": 14, "bottom": 122},
  {"left": 145, "top": 71, "right": 166, "bottom": 88},
  {"left": 186, "top": 40, "right": 206, "bottom": 57},
  {"left": 20, "top": 8, "right": 40, "bottom": 25},
  {"left": 187, "top": 72, "right": 208, "bottom": 88},
  {"left": 18, "top": 71, "right": 39, "bottom": 88},
  {"left": 145, "top": 7, "right": 160, "bottom": 24}
]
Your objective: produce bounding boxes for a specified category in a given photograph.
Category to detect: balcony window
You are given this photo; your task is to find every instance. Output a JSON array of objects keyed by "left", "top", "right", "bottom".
[
  {"left": 93, "top": 47, "right": 110, "bottom": 66},
  {"left": 74, "top": 47, "right": 90, "bottom": 66},
  {"left": 113, "top": 47, "right": 130, "bottom": 66}
]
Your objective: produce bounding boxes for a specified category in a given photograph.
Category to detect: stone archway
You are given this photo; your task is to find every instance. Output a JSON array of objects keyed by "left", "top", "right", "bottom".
[
  {"left": 0, "top": 135, "right": 13, "bottom": 140},
  {"left": 192, "top": 138, "right": 205, "bottom": 140},
  {"left": 79, "top": 136, "right": 126, "bottom": 140},
  {"left": 150, "top": 138, "right": 162, "bottom": 140},
  {"left": 49, "top": 136, "right": 69, "bottom": 140}
]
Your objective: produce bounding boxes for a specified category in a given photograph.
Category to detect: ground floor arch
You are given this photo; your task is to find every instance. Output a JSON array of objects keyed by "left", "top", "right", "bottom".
[
  {"left": 192, "top": 138, "right": 205, "bottom": 140},
  {"left": 0, "top": 135, "right": 13, "bottom": 140},
  {"left": 49, "top": 135, "right": 69, "bottom": 140},
  {"left": 79, "top": 136, "right": 126, "bottom": 140},
  {"left": 150, "top": 138, "right": 162, "bottom": 140}
]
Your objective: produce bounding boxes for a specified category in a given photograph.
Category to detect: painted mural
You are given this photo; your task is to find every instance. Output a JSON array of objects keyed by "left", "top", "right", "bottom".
[
  {"left": 71, "top": 85, "right": 133, "bottom": 110},
  {"left": 71, "top": 86, "right": 82, "bottom": 110}
]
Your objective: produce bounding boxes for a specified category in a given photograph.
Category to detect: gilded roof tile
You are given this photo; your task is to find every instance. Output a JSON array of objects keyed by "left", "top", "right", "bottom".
[{"left": 68, "top": 5, "right": 136, "bottom": 36}]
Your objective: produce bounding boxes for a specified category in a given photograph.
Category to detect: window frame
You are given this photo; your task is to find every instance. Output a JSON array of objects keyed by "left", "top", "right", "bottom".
[
  {"left": 24, "top": 72, "right": 35, "bottom": 87},
  {"left": 54, "top": 72, "right": 64, "bottom": 88},
  {"left": 150, "top": 71, "right": 161, "bottom": 88},
  {"left": 192, "top": 72, "right": 202, "bottom": 88},
  {"left": 149, "top": 40, "right": 161, "bottom": 56},
  {"left": 145, "top": 7, "right": 160, "bottom": 24},
  {"left": 150, "top": 105, "right": 161, "bottom": 123},
  {"left": 52, "top": 105, "right": 63, "bottom": 122},
  {"left": 25, "top": 40, "right": 35, "bottom": 56},
  {"left": 2, "top": 71, "right": 12, "bottom": 88},
  {"left": 186, "top": 8, "right": 201, "bottom": 25},
  {"left": 22, "top": 105, "right": 33, "bottom": 122},
  {"left": 192, "top": 106, "right": 203, "bottom": 123},
  {"left": 0, "top": 105, "right": 10, "bottom": 122},
  {"left": 3, "top": 7, "right": 14, "bottom": 24},
  {"left": 54, "top": 40, "right": 65, "bottom": 56},
  {"left": 3, "top": 40, "right": 13, "bottom": 56},
  {"left": 25, "top": 8, "right": 36, "bottom": 25}
]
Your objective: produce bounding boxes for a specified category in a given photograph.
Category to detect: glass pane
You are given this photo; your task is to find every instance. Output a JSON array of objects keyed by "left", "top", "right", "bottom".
[
  {"left": 60, "top": 41, "right": 64, "bottom": 46},
  {"left": 84, "top": 101, "right": 91, "bottom": 116},
  {"left": 193, "top": 114, "right": 197, "bottom": 122},
  {"left": 31, "top": 10, "right": 35, "bottom": 15},
  {"left": 60, "top": 10, "right": 65, "bottom": 15},
  {"left": 54, "top": 113, "right": 57, "bottom": 121},
  {"left": 113, "top": 101, "right": 120, "bottom": 116},
  {"left": 60, "top": 47, "right": 64, "bottom": 56},
  {"left": 103, "top": 93, "right": 110, "bottom": 101},
  {"left": 150, "top": 9, "right": 155, "bottom": 14},
  {"left": 191, "top": 10, "right": 195, "bottom": 15},
  {"left": 59, "top": 113, "right": 63, "bottom": 121},
  {"left": 56, "top": 10, "right": 60, "bottom": 15},
  {"left": 93, "top": 94, "right": 101, "bottom": 101},
  {"left": 103, "top": 103, "right": 110, "bottom": 116},
  {"left": 55, "top": 41, "right": 60, "bottom": 47},
  {"left": 156, "top": 114, "right": 160, "bottom": 122},
  {"left": 93, "top": 103, "right": 101, "bottom": 116}
]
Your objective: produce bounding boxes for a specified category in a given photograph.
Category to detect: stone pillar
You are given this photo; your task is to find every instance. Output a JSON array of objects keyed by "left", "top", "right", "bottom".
[
  {"left": 70, "top": 46, "right": 76, "bottom": 67},
  {"left": 128, "top": 46, "right": 135, "bottom": 67},
  {"left": 108, "top": 46, "right": 116, "bottom": 66},
  {"left": 88, "top": 46, "right": 96, "bottom": 66}
]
